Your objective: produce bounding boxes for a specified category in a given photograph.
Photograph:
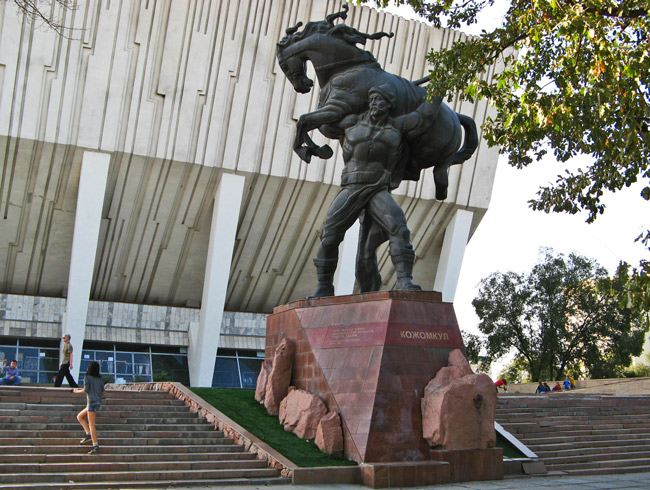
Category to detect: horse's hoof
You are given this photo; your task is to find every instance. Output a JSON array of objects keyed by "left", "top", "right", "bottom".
[
  {"left": 295, "top": 146, "right": 312, "bottom": 163},
  {"left": 314, "top": 144, "right": 333, "bottom": 159}
]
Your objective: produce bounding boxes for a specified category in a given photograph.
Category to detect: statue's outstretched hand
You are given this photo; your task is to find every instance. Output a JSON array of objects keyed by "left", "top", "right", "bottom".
[
  {"left": 313, "top": 144, "right": 333, "bottom": 159},
  {"left": 295, "top": 144, "right": 333, "bottom": 163},
  {"left": 295, "top": 146, "right": 313, "bottom": 163}
]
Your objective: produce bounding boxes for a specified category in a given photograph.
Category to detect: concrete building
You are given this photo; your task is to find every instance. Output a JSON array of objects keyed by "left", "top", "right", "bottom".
[{"left": 0, "top": 0, "right": 499, "bottom": 386}]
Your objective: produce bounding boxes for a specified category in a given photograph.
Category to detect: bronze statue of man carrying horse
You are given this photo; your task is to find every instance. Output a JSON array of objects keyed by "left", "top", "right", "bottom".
[{"left": 277, "top": 5, "right": 479, "bottom": 297}]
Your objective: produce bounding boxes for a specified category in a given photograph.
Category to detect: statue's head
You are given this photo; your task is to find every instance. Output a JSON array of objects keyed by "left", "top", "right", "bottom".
[
  {"left": 368, "top": 84, "right": 396, "bottom": 118},
  {"left": 369, "top": 84, "right": 396, "bottom": 107}
]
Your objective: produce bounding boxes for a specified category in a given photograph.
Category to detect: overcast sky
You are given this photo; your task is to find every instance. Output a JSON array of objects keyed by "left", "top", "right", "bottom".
[{"left": 375, "top": 2, "right": 650, "bottom": 335}]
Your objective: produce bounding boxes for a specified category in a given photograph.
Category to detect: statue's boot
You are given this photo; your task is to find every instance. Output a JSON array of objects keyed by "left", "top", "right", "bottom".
[
  {"left": 392, "top": 251, "right": 421, "bottom": 291},
  {"left": 308, "top": 257, "right": 337, "bottom": 298}
]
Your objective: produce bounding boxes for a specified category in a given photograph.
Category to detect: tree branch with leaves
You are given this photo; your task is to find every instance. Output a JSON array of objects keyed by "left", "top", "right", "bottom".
[{"left": 369, "top": 0, "right": 649, "bottom": 308}]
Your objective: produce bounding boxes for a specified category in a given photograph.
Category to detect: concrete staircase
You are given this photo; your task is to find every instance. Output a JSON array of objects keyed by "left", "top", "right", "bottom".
[
  {"left": 0, "top": 386, "right": 290, "bottom": 489},
  {"left": 497, "top": 394, "right": 650, "bottom": 476}
]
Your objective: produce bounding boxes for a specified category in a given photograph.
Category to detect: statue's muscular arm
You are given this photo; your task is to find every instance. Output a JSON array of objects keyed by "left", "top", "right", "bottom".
[
  {"left": 338, "top": 113, "right": 361, "bottom": 132},
  {"left": 394, "top": 96, "right": 442, "bottom": 140}
]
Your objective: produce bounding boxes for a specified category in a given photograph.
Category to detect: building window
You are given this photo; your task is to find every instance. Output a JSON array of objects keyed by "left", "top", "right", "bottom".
[
  {"left": 80, "top": 344, "right": 189, "bottom": 385},
  {"left": 212, "top": 349, "right": 264, "bottom": 388},
  {"left": 151, "top": 353, "right": 190, "bottom": 384},
  {"left": 0, "top": 338, "right": 58, "bottom": 383}
]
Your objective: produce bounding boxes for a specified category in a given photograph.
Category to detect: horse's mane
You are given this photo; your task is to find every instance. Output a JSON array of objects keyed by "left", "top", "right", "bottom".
[{"left": 277, "top": 11, "right": 393, "bottom": 50}]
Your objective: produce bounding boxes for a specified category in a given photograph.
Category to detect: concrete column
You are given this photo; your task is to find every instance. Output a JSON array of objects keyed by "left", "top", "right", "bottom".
[
  {"left": 333, "top": 220, "right": 359, "bottom": 295},
  {"left": 62, "top": 151, "right": 111, "bottom": 383},
  {"left": 188, "top": 173, "right": 245, "bottom": 387},
  {"left": 434, "top": 209, "right": 474, "bottom": 303}
]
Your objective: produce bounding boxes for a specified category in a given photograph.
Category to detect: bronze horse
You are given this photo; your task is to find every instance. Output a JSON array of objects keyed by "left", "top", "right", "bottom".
[{"left": 276, "top": 5, "right": 478, "bottom": 200}]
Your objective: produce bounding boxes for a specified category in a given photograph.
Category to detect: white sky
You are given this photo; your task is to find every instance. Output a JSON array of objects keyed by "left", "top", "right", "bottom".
[{"left": 374, "top": 1, "right": 650, "bottom": 336}]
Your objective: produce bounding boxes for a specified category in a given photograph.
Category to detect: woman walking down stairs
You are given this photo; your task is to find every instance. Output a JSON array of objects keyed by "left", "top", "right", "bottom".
[{"left": 0, "top": 385, "right": 290, "bottom": 489}]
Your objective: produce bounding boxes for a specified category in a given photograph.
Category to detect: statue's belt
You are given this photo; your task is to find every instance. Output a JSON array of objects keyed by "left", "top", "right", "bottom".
[{"left": 341, "top": 171, "right": 390, "bottom": 186}]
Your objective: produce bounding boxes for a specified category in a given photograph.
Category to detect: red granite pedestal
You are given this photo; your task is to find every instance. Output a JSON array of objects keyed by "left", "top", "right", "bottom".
[
  {"left": 266, "top": 290, "right": 503, "bottom": 487},
  {"left": 267, "top": 291, "right": 456, "bottom": 462}
]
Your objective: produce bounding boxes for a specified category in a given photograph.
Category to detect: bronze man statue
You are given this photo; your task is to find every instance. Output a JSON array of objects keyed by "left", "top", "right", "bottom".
[
  {"left": 311, "top": 84, "right": 441, "bottom": 298},
  {"left": 276, "top": 8, "right": 479, "bottom": 298}
]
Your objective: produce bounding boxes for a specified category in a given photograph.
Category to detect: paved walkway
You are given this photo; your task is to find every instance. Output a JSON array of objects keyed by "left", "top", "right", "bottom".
[{"left": 170, "top": 471, "right": 650, "bottom": 489}]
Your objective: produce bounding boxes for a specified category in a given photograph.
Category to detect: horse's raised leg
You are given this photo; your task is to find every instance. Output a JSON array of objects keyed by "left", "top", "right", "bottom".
[{"left": 294, "top": 105, "right": 344, "bottom": 162}]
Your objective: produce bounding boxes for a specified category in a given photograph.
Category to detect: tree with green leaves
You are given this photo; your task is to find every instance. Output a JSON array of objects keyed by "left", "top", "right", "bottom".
[
  {"left": 472, "top": 248, "right": 649, "bottom": 381},
  {"left": 369, "top": 0, "right": 649, "bottom": 308}
]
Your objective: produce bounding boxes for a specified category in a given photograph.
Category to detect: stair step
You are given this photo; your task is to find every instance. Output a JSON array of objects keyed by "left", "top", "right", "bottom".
[
  {"left": 0, "top": 429, "right": 225, "bottom": 438},
  {"left": 520, "top": 432, "right": 650, "bottom": 445},
  {"left": 0, "top": 436, "right": 234, "bottom": 446},
  {"left": 0, "top": 467, "right": 283, "bottom": 484},
  {"left": 535, "top": 444, "right": 650, "bottom": 458},
  {"left": 0, "top": 405, "right": 193, "bottom": 414},
  {"left": 548, "top": 457, "right": 650, "bottom": 472},
  {"left": 0, "top": 476, "right": 292, "bottom": 489},
  {"left": 526, "top": 438, "right": 650, "bottom": 451},
  {"left": 0, "top": 423, "right": 215, "bottom": 431},
  {"left": 9, "top": 451, "right": 257, "bottom": 464},
  {"left": 554, "top": 465, "right": 650, "bottom": 477},
  {"left": 2, "top": 444, "right": 247, "bottom": 455},
  {"left": 542, "top": 450, "right": 650, "bottom": 465},
  {"left": 6, "top": 458, "right": 270, "bottom": 474},
  {"left": 0, "top": 413, "right": 201, "bottom": 423}
]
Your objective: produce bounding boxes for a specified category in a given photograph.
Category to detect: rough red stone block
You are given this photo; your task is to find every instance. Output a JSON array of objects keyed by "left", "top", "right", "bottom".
[
  {"left": 254, "top": 359, "right": 271, "bottom": 402},
  {"left": 278, "top": 388, "right": 327, "bottom": 440},
  {"left": 421, "top": 349, "right": 497, "bottom": 451},
  {"left": 315, "top": 411, "right": 344, "bottom": 456},
  {"left": 263, "top": 338, "right": 295, "bottom": 416}
]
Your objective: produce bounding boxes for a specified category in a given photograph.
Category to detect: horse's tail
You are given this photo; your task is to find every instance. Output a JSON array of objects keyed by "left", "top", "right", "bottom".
[{"left": 451, "top": 113, "right": 478, "bottom": 165}]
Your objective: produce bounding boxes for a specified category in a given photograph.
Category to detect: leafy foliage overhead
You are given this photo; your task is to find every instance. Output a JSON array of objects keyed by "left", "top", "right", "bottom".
[
  {"left": 472, "top": 248, "right": 649, "bottom": 381},
  {"left": 369, "top": 0, "right": 649, "bottom": 306},
  {"left": 373, "top": 0, "right": 649, "bottom": 218}
]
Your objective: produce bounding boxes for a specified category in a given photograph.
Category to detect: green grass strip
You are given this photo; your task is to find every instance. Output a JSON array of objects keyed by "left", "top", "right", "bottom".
[
  {"left": 190, "top": 388, "right": 357, "bottom": 467},
  {"left": 495, "top": 433, "right": 527, "bottom": 459}
]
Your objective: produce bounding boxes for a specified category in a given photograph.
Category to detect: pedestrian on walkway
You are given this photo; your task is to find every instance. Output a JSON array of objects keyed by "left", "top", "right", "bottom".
[
  {"left": 569, "top": 375, "right": 576, "bottom": 389},
  {"left": 1, "top": 359, "right": 22, "bottom": 385},
  {"left": 54, "top": 334, "right": 78, "bottom": 387},
  {"left": 495, "top": 378, "right": 508, "bottom": 393},
  {"left": 74, "top": 361, "right": 104, "bottom": 455}
]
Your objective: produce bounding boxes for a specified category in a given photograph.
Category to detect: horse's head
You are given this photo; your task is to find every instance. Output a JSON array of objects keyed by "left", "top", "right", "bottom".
[
  {"left": 277, "top": 5, "right": 393, "bottom": 94},
  {"left": 277, "top": 20, "right": 314, "bottom": 94}
]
